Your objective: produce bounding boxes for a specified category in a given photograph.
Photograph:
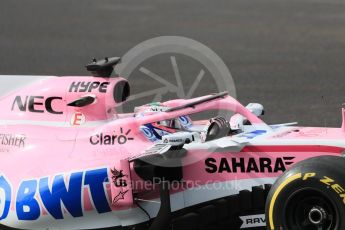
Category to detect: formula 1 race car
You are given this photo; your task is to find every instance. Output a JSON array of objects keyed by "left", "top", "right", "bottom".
[{"left": 0, "top": 57, "right": 344, "bottom": 230}]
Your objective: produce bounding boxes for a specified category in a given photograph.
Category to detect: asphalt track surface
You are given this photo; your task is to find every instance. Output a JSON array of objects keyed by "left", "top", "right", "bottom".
[{"left": 0, "top": 0, "right": 344, "bottom": 127}]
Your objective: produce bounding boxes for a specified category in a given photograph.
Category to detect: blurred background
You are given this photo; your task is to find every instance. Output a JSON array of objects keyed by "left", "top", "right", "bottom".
[{"left": 0, "top": 0, "right": 344, "bottom": 127}]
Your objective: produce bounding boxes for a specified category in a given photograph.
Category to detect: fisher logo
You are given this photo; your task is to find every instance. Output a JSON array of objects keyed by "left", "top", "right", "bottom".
[
  {"left": 111, "top": 168, "right": 128, "bottom": 188},
  {"left": 0, "top": 168, "right": 112, "bottom": 221},
  {"left": 205, "top": 157, "right": 295, "bottom": 173},
  {"left": 12, "top": 96, "right": 63, "bottom": 114},
  {"left": 239, "top": 214, "right": 266, "bottom": 228},
  {"left": 90, "top": 128, "right": 134, "bottom": 145},
  {"left": 69, "top": 81, "right": 110, "bottom": 93},
  {"left": 0, "top": 134, "right": 26, "bottom": 148}
]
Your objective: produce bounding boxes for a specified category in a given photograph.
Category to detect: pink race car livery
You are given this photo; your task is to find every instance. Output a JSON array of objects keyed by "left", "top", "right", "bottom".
[{"left": 0, "top": 57, "right": 345, "bottom": 230}]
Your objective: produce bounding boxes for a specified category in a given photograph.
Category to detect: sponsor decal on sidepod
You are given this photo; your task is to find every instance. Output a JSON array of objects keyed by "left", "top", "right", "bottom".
[
  {"left": 205, "top": 157, "right": 295, "bottom": 173},
  {"left": 0, "top": 168, "right": 113, "bottom": 221}
]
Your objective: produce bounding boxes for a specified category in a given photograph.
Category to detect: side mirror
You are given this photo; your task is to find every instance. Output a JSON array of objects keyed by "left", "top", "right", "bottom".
[
  {"left": 67, "top": 95, "right": 96, "bottom": 107},
  {"left": 230, "top": 103, "right": 265, "bottom": 131},
  {"left": 246, "top": 103, "right": 264, "bottom": 116}
]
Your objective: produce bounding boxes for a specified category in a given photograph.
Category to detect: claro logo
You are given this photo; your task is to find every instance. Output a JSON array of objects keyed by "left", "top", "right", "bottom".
[
  {"left": 90, "top": 128, "right": 134, "bottom": 145},
  {"left": 205, "top": 157, "right": 295, "bottom": 173},
  {"left": 12, "top": 96, "right": 63, "bottom": 114}
]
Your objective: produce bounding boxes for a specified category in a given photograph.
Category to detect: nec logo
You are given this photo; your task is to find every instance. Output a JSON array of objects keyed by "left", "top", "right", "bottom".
[
  {"left": 69, "top": 81, "right": 110, "bottom": 93},
  {"left": 12, "top": 96, "right": 63, "bottom": 114}
]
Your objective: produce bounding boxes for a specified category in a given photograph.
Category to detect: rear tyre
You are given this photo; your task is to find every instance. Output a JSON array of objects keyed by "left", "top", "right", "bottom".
[{"left": 266, "top": 155, "right": 345, "bottom": 230}]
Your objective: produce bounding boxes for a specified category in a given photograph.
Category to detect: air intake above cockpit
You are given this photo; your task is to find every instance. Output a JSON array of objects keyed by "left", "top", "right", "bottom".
[{"left": 85, "top": 57, "right": 121, "bottom": 78}]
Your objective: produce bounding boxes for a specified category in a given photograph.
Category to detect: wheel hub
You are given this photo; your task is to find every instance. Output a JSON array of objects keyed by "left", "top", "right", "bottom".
[
  {"left": 308, "top": 206, "right": 327, "bottom": 225},
  {"left": 285, "top": 189, "right": 337, "bottom": 230}
]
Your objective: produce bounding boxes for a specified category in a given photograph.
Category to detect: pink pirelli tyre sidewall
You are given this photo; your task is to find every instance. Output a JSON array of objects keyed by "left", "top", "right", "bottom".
[{"left": 266, "top": 156, "right": 345, "bottom": 230}]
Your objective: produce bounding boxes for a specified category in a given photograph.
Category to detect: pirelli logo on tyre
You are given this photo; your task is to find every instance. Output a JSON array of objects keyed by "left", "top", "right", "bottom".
[{"left": 302, "top": 172, "right": 345, "bottom": 204}]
